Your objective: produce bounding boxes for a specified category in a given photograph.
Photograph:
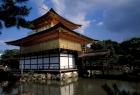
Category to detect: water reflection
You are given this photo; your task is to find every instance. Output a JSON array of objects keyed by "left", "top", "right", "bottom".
[
  {"left": 102, "top": 83, "right": 140, "bottom": 95},
  {"left": 0, "top": 78, "right": 140, "bottom": 95},
  {"left": 0, "top": 81, "right": 19, "bottom": 95},
  {"left": 19, "top": 80, "right": 77, "bottom": 95}
]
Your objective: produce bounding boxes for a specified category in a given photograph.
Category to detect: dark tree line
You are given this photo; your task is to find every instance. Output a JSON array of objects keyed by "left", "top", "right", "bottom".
[
  {"left": 91, "top": 38, "right": 140, "bottom": 67},
  {"left": 0, "top": 49, "right": 19, "bottom": 69}
]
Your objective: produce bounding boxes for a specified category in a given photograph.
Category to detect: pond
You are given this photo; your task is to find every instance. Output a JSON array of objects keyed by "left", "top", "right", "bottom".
[{"left": 0, "top": 78, "right": 140, "bottom": 95}]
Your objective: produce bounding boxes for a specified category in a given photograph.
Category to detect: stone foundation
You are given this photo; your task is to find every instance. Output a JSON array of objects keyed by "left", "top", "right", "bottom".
[
  {"left": 20, "top": 71, "right": 78, "bottom": 83},
  {"left": 60, "top": 71, "right": 78, "bottom": 80}
]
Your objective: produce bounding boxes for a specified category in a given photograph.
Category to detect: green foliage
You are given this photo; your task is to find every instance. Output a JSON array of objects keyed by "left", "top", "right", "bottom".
[
  {"left": 0, "top": 0, "right": 31, "bottom": 30},
  {"left": 120, "top": 38, "right": 140, "bottom": 66},
  {"left": 1, "top": 49, "right": 19, "bottom": 59},
  {"left": 90, "top": 38, "right": 140, "bottom": 66},
  {"left": 91, "top": 41, "right": 104, "bottom": 50},
  {"left": 1, "top": 49, "right": 19, "bottom": 68},
  {"left": 91, "top": 40, "right": 120, "bottom": 53}
]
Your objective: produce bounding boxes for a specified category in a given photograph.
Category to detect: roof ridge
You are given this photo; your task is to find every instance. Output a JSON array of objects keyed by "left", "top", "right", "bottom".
[{"left": 29, "top": 8, "right": 81, "bottom": 30}]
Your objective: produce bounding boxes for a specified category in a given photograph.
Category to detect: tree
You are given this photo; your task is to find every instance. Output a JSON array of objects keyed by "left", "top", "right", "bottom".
[
  {"left": 0, "top": 0, "right": 30, "bottom": 31},
  {"left": 1, "top": 49, "right": 19, "bottom": 69},
  {"left": 90, "top": 40, "right": 120, "bottom": 65},
  {"left": 120, "top": 38, "right": 140, "bottom": 66},
  {"left": 90, "top": 41, "right": 104, "bottom": 50}
]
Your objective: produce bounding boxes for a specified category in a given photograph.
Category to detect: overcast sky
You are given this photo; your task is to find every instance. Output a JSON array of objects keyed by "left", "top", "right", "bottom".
[{"left": 0, "top": 0, "right": 140, "bottom": 50}]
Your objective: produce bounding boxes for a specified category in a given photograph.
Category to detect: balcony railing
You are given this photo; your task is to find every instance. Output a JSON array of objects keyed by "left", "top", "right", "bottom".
[{"left": 20, "top": 65, "right": 77, "bottom": 71}]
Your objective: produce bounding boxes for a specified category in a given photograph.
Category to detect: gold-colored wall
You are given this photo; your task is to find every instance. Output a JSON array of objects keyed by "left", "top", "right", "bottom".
[
  {"left": 59, "top": 39, "right": 82, "bottom": 51},
  {"left": 20, "top": 39, "right": 59, "bottom": 54},
  {"left": 20, "top": 39, "right": 82, "bottom": 54}
]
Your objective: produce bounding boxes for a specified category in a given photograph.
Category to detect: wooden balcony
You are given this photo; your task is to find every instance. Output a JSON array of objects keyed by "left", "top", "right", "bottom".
[{"left": 18, "top": 65, "right": 78, "bottom": 73}]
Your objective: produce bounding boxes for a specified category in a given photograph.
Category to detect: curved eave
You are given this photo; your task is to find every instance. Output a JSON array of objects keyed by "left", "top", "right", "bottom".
[
  {"left": 29, "top": 8, "right": 81, "bottom": 30},
  {"left": 6, "top": 41, "right": 20, "bottom": 46},
  {"left": 59, "top": 23, "right": 95, "bottom": 43},
  {"left": 5, "top": 23, "right": 62, "bottom": 46},
  {"left": 6, "top": 23, "right": 96, "bottom": 46}
]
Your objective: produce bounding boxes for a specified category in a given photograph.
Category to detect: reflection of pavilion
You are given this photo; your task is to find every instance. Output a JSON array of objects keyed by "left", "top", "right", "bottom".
[{"left": 19, "top": 80, "right": 77, "bottom": 95}]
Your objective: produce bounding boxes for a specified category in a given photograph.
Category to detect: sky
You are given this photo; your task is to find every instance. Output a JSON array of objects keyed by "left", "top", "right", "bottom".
[{"left": 0, "top": 0, "right": 140, "bottom": 51}]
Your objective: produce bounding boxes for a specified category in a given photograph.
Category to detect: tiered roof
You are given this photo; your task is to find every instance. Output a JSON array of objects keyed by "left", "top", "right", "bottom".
[
  {"left": 6, "top": 8, "right": 95, "bottom": 47},
  {"left": 29, "top": 8, "right": 81, "bottom": 30}
]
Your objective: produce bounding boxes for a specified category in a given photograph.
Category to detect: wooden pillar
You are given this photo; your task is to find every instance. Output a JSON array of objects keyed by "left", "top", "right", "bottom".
[
  {"left": 24, "top": 56, "right": 25, "bottom": 70},
  {"left": 68, "top": 53, "right": 70, "bottom": 69},
  {"left": 59, "top": 49, "right": 60, "bottom": 70},
  {"left": 37, "top": 55, "right": 39, "bottom": 70},
  {"left": 30, "top": 56, "right": 31, "bottom": 70},
  {"left": 49, "top": 52, "right": 50, "bottom": 69},
  {"left": 42, "top": 53, "right": 44, "bottom": 70}
]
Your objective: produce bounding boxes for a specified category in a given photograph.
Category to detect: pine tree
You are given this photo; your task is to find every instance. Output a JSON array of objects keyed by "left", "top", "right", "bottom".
[{"left": 0, "top": 0, "right": 30, "bottom": 30}]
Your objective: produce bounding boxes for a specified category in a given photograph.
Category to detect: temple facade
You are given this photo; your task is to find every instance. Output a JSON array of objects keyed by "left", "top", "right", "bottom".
[{"left": 6, "top": 9, "right": 94, "bottom": 77}]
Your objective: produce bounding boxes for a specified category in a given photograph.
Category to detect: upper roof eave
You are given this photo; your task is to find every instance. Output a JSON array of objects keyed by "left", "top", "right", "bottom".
[
  {"left": 28, "top": 8, "right": 81, "bottom": 29},
  {"left": 6, "top": 23, "right": 96, "bottom": 46}
]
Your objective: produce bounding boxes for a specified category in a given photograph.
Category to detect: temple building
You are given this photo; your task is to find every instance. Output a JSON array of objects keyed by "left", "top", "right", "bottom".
[{"left": 6, "top": 8, "right": 94, "bottom": 78}]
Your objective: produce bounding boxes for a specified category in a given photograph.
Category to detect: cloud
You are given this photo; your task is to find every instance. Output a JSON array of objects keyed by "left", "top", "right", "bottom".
[
  {"left": 0, "top": 39, "right": 19, "bottom": 51},
  {"left": 97, "top": 21, "right": 104, "bottom": 26},
  {"left": 49, "top": 0, "right": 140, "bottom": 34},
  {"left": 0, "top": 39, "right": 13, "bottom": 45},
  {"left": 50, "top": 0, "right": 93, "bottom": 34},
  {"left": 31, "top": 0, "right": 140, "bottom": 40},
  {"left": 103, "top": 0, "right": 140, "bottom": 33},
  {"left": 51, "top": 0, "right": 65, "bottom": 14},
  {"left": 30, "top": 0, "right": 49, "bottom": 15},
  {"left": 0, "top": 40, "right": 5, "bottom": 45}
]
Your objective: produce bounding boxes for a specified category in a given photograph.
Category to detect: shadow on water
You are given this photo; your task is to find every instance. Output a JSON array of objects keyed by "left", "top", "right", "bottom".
[
  {"left": 0, "top": 70, "right": 20, "bottom": 81},
  {"left": 0, "top": 78, "right": 140, "bottom": 95},
  {"left": 0, "top": 80, "right": 19, "bottom": 95},
  {"left": 102, "top": 83, "right": 140, "bottom": 95}
]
